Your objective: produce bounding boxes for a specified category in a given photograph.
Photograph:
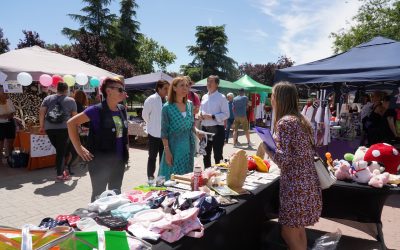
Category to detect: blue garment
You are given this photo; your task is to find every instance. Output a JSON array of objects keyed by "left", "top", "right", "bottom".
[
  {"left": 159, "top": 102, "right": 195, "bottom": 180},
  {"left": 228, "top": 101, "right": 234, "bottom": 120},
  {"left": 233, "top": 95, "right": 248, "bottom": 117}
]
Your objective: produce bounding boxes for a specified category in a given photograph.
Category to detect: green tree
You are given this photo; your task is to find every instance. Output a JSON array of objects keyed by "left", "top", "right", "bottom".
[
  {"left": 239, "top": 56, "right": 294, "bottom": 86},
  {"left": 185, "top": 25, "right": 239, "bottom": 81},
  {"left": 0, "top": 28, "right": 10, "bottom": 53},
  {"left": 331, "top": 0, "right": 400, "bottom": 53},
  {"left": 114, "top": 0, "right": 141, "bottom": 64},
  {"left": 17, "top": 30, "right": 46, "bottom": 48},
  {"left": 137, "top": 35, "right": 176, "bottom": 73},
  {"left": 62, "top": 0, "right": 117, "bottom": 53}
]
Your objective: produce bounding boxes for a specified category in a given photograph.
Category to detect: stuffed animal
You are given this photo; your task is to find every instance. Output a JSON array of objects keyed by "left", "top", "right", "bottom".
[
  {"left": 352, "top": 146, "right": 368, "bottom": 165},
  {"left": 364, "top": 143, "right": 400, "bottom": 174},
  {"left": 344, "top": 153, "right": 354, "bottom": 162},
  {"left": 334, "top": 160, "right": 352, "bottom": 180},
  {"left": 368, "top": 169, "right": 390, "bottom": 188},
  {"left": 367, "top": 161, "right": 385, "bottom": 173},
  {"left": 388, "top": 174, "right": 400, "bottom": 185},
  {"left": 351, "top": 160, "right": 372, "bottom": 183},
  {"left": 247, "top": 156, "right": 257, "bottom": 171}
]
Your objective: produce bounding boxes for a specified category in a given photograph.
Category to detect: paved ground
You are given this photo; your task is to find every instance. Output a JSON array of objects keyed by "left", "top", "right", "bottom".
[{"left": 0, "top": 131, "right": 399, "bottom": 249}]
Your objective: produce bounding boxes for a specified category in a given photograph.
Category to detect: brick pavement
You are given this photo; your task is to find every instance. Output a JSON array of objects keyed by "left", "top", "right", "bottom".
[{"left": 0, "top": 132, "right": 399, "bottom": 249}]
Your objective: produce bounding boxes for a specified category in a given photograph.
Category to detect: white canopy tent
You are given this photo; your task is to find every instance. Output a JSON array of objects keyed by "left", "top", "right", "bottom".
[{"left": 0, "top": 46, "right": 118, "bottom": 81}]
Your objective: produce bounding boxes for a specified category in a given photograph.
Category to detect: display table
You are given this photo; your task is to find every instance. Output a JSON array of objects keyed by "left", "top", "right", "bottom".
[
  {"left": 268, "top": 180, "right": 400, "bottom": 250},
  {"left": 13, "top": 131, "right": 56, "bottom": 170},
  {"left": 152, "top": 177, "right": 280, "bottom": 250},
  {"left": 128, "top": 121, "right": 147, "bottom": 137},
  {"left": 321, "top": 180, "right": 400, "bottom": 250}
]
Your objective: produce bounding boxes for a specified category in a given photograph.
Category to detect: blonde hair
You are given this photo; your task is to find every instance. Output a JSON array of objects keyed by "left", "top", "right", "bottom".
[
  {"left": 272, "top": 81, "right": 312, "bottom": 136},
  {"left": 168, "top": 76, "right": 188, "bottom": 104}
]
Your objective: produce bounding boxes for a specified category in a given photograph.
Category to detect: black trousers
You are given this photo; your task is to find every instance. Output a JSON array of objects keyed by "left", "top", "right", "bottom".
[
  {"left": 147, "top": 134, "right": 164, "bottom": 178},
  {"left": 46, "top": 129, "right": 69, "bottom": 176},
  {"left": 88, "top": 156, "right": 126, "bottom": 202},
  {"left": 202, "top": 125, "right": 225, "bottom": 168}
]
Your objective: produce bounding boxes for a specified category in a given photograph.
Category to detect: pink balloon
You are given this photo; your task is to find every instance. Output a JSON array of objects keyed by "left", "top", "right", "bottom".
[
  {"left": 52, "top": 75, "right": 63, "bottom": 86},
  {"left": 39, "top": 74, "right": 52, "bottom": 87},
  {"left": 100, "top": 76, "right": 107, "bottom": 85}
]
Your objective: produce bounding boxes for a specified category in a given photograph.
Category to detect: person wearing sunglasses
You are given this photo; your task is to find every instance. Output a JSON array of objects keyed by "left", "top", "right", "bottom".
[{"left": 67, "top": 77, "right": 129, "bottom": 202}]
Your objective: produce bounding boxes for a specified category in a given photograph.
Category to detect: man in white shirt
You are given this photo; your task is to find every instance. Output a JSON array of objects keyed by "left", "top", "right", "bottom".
[
  {"left": 142, "top": 80, "right": 170, "bottom": 180},
  {"left": 200, "top": 75, "right": 229, "bottom": 168}
]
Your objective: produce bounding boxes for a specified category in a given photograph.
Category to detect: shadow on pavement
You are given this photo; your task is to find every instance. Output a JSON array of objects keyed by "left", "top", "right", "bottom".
[
  {"left": 34, "top": 179, "right": 78, "bottom": 196},
  {"left": 385, "top": 194, "right": 400, "bottom": 208},
  {"left": 0, "top": 161, "right": 88, "bottom": 190},
  {"left": 261, "top": 220, "right": 385, "bottom": 250}
]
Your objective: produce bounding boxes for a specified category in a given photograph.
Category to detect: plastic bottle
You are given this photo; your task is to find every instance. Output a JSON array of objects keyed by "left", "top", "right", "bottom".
[{"left": 192, "top": 165, "right": 203, "bottom": 191}]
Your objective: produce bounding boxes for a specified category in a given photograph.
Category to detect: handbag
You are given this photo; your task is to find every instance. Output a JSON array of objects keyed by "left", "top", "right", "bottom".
[{"left": 314, "top": 156, "right": 336, "bottom": 189}]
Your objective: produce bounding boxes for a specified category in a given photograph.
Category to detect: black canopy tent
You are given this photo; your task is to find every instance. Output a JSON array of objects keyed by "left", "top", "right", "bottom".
[
  {"left": 125, "top": 71, "right": 173, "bottom": 91},
  {"left": 274, "top": 37, "right": 400, "bottom": 90}
]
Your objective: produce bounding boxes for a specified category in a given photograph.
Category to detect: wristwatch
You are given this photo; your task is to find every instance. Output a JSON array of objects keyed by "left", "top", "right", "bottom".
[{"left": 211, "top": 114, "right": 216, "bottom": 120}]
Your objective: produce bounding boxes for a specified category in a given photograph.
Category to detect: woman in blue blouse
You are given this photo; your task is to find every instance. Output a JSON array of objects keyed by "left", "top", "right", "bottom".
[{"left": 159, "top": 77, "right": 199, "bottom": 180}]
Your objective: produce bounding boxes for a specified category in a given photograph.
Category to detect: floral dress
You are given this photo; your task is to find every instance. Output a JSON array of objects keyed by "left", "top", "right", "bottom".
[
  {"left": 159, "top": 101, "right": 195, "bottom": 180},
  {"left": 271, "top": 115, "right": 322, "bottom": 227}
]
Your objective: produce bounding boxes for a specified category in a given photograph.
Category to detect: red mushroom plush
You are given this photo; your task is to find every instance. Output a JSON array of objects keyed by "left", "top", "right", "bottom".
[{"left": 364, "top": 143, "right": 400, "bottom": 174}]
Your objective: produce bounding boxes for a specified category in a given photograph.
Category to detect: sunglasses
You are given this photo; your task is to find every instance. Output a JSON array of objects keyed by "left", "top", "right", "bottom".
[{"left": 108, "top": 86, "right": 126, "bottom": 93}]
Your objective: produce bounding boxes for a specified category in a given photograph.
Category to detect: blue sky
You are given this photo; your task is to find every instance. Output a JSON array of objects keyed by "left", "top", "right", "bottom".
[{"left": 0, "top": 0, "right": 361, "bottom": 72}]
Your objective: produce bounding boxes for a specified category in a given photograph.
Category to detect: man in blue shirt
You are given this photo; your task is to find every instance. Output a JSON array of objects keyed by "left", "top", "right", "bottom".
[
  {"left": 233, "top": 88, "right": 253, "bottom": 148},
  {"left": 200, "top": 75, "right": 230, "bottom": 168}
]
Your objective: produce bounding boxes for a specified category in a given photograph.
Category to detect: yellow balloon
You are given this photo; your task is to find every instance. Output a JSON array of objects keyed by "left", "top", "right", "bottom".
[{"left": 63, "top": 74, "right": 75, "bottom": 87}]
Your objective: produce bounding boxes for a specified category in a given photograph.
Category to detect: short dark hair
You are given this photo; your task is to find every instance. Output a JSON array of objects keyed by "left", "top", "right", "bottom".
[
  {"left": 155, "top": 80, "right": 170, "bottom": 93},
  {"left": 57, "top": 82, "right": 68, "bottom": 93},
  {"left": 207, "top": 75, "right": 220, "bottom": 85},
  {"left": 100, "top": 77, "right": 124, "bottom": 98}
]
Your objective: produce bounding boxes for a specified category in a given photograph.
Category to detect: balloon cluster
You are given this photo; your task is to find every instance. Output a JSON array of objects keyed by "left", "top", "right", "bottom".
[{"left": 16, "top": 72, "right": 105, "bottom": 88}]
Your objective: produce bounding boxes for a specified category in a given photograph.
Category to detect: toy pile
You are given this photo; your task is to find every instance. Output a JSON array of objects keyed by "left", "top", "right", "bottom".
[{"left": 326, "top": 143, "right": 400, "bottom": 188}]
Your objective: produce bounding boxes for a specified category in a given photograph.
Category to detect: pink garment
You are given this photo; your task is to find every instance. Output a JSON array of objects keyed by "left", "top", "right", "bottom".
[
  {"left": 125, "top": 190, "right": 154, "bottom": 204},
  {"left": 188, "top": 91, "right": 200, "bottom": 107},
  {"left": 55, "top": 215, "right": 80, "bottom": 227},
  {"left": 149, "top": 207, "right": 204, "bottom": 243}
]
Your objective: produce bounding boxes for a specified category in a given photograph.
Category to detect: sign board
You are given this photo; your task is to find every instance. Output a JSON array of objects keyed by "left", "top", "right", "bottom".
[{"left": 2, "top": 81, "right": 23, "bottom": 93}]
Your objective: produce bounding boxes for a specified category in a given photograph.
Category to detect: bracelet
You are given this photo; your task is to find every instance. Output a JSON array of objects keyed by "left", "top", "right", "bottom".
[{"left": 164, "top": 145, "right": 169, "bottom": 149}]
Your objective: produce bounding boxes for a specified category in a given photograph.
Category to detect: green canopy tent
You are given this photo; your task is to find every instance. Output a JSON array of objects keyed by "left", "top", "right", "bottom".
[
  {"left": 233, "top": 74, "right": 272, "bottom": 93},
  {"left": 193, "top": 78, "right": 243, "bottom": 91}
]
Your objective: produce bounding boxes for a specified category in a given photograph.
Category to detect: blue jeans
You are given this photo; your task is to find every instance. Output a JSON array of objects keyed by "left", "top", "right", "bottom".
[{"left": 225, "top": 118, "right": 234, "bottom": 141}]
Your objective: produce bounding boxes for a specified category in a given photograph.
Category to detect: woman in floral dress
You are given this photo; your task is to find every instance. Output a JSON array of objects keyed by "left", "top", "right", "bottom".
[
  {"left": 159, "top": 77, "right": 197, "bottom": 180},
  {"left": 264, "top": 82, "right": 322, "bottom": 250}
]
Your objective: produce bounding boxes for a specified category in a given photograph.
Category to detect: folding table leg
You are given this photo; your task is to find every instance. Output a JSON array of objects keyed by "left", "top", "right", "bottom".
[{"left": 376, "top": 223, "right": 387, "bottom": 250}]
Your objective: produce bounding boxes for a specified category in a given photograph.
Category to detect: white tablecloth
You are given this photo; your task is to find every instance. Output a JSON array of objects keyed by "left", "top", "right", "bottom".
[
  {"left": 128, "top": 121, "right": 148, "bottom": 137},
  {"left": 30, "top": 134, "right": 56, "bottom": 157}
]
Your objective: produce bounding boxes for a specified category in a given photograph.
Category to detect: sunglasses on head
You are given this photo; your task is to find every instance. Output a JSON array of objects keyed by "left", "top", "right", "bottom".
[{"left": 108, "top": 86, "right": 126, "bottom": 93}]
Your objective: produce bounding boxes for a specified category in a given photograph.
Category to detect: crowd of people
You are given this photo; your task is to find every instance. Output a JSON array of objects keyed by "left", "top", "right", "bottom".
[{"left": 5, "top": 75, "right": 400, "bottom": 249}]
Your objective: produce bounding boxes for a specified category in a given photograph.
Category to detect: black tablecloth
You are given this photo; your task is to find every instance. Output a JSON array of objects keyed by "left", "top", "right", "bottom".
[
  {"left": 321, "top": 180, "right": 400, "bottom": 224},
  {"left": 151, "top": 179, "right": 399, "bottom": 249},
  {"left": 152, "top": 178, "right": 280, "bottom": 250}
]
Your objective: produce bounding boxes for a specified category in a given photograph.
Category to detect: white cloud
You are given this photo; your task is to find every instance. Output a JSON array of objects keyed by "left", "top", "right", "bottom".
[
  {"left": 243, "top": 28, "right": 268, "bottom": 42},
  {"left": 255, "top": 0, "right": 362, "bottom": 64}
]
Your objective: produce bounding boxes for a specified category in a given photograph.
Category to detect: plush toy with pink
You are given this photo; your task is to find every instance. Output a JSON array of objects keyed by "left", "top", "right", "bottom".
[
  {"left": 364, "top": 143, "right": 400, "bottom": 174},
  {"left": 331, "top": 143, "right": 400, "bottom": 188}
]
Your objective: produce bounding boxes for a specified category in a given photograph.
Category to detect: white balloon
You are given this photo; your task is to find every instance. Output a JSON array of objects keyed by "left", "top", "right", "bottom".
[
  {"left": 17, "top": 72, "right": 33, "bottom": 86},
  {"left": 75, "top": 73, "right": 88, "bottom": 86}
]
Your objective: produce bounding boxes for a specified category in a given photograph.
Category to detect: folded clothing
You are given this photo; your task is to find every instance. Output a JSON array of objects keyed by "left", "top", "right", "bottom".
[
  {"left": 38, "top": 217, "right": 69, "bottom": 229},
  {"left": 76, "top": 217, "right": 109, "bottom": 232},
  {"left": 95, "top": 214, "right": 128, "bottom": 231},
  {"left": 55, "top": 215, "right": 81, "bottom": 227},
  {"left": 111, "top": 203, "right": 150, "bottom": 220},
  {"left": 72, "top": 208, "right": 98, "bottom": 219}
]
